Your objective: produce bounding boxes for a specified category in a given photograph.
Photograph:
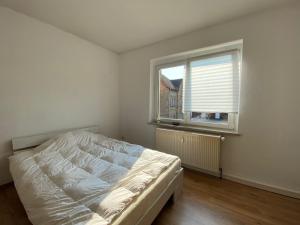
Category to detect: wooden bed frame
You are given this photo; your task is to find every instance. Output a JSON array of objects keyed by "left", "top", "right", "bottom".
[{"left": 11, "top": 126, "right": 183, "bottom": 225}]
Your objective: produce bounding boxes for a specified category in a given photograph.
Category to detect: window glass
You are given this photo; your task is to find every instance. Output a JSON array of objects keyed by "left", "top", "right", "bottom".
[
  {"left": 159, "top": 65, "right": 185, "bottom": 120},
  {"left": 190, "top": 112, "right": 228, "bottom": 124}
]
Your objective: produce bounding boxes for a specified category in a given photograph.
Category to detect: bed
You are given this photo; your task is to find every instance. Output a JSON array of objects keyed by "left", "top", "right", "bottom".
[{"left": 10, "top": 127, "right": 183, "bottom": 225}]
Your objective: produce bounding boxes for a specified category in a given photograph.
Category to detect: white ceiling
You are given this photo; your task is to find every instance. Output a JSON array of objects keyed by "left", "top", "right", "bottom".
[{"left": 0, "top": 0, "right": 294, "bottom": 53}]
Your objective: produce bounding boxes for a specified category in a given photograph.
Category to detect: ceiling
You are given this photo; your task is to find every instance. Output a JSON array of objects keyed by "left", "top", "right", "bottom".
[{"left": 0, "top": 0, "right": 294, "bottom": 53}]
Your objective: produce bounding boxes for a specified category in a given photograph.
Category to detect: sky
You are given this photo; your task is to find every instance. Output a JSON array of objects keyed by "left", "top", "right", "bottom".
[{"left": 161, "top": 65, "right": 185, "bottom": 80}]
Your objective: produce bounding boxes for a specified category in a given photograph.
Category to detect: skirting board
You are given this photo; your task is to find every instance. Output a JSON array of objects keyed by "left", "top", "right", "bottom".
[
  {"left": 223, "top": 174, "right": 300, "bottom": 199},
  {"left": 0, "top": 178, "right": 12, "bottom": 186},
  {"left": 183, "top": 165, "right": 300, "bottom": 199},
  {"left": 182, "top": 164, "right": 221, "bottom": 178}
]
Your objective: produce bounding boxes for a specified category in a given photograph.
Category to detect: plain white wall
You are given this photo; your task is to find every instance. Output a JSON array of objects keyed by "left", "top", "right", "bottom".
[
  {"left": 0, "top": 7, "right": 120, "bottom": 184},
  {"left": 119, "top": 2, "right": 300, "bottom": 193}
]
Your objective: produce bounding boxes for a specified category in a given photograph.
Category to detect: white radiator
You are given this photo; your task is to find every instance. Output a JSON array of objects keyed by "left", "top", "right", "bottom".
[{"left": 156, "top": 128, "right": 222, "bottom": 177}]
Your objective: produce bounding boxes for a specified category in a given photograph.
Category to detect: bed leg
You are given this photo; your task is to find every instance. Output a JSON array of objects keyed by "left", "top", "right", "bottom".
[{"left": 172, "top": 169, "right": 183, "bottom": 203}]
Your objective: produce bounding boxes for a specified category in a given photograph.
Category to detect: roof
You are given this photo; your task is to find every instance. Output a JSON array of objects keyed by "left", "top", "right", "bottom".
[
  {"left": 160, "top": 75, "right": 182, "bottom": 91},
  {"left": 171, "top": 79, "right": 182, "bottom": 89},
  {"left": 160, "top": 75, "right": 175, "bottom": 90}
]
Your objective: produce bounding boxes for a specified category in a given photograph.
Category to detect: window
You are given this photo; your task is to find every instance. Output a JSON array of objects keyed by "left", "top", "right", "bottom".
[
  {"left": 150, "top": 40, "right": 242, "bottom": 132},
  {"left": 159, "top": 64, "right": 185, "bottom": 120}
]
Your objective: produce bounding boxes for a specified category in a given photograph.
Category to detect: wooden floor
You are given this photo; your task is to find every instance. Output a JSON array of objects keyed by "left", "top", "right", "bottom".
[
  {"left": 0, "top": 169, "right": 299, "bottom": 225},
  {"left": 153, "top": 169, "right": 300, "bottom": 225}
]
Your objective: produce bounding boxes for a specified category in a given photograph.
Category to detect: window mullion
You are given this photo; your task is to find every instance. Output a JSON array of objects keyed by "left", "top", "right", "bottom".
[{"left": 183, "top": 60, "right": 190, "bottom": 124}]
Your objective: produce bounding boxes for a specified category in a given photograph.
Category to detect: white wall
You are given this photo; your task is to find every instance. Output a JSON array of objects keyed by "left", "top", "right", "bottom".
[
  {"left": 0, "top": 7, "right": 120, "bottom": 184},
  {"left": 120, "top": 2, "right": 300, "bottom": 194}
]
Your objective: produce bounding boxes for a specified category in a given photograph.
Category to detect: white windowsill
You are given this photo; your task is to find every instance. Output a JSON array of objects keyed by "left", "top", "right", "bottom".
[{"left": 149, "top": 121, "right": 241, "bottom": 136}]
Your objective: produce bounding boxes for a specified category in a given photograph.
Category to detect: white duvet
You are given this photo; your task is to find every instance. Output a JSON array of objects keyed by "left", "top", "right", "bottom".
[{"left": 9, "top": 131, "right": 179, "bottom": 225}]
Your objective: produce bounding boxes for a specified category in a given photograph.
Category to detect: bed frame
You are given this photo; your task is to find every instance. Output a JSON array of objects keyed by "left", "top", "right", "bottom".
[
  {"left": 12, "top": 126, "right": 101, "bottom": 152},
  {"left": 11, "top": 126, "right": 183, "bottom": 225}
]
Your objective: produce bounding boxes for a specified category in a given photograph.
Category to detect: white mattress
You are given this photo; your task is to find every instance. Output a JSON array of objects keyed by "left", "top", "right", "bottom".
[
  {"left": 113, "top": 158, "right": 181, "bottom": 225},
  {"left": 9, "top": 131, "right": 181, "bottom": 225}
]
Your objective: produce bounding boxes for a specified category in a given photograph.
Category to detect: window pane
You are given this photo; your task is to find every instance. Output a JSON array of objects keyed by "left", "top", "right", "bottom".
[
  {"left": 191, "top": 112, "right": 228, "bottom": 123},
  {"left": 159, "top": 65, "right": 185, "bottom": 120},
  {"left": 183, "top": 51, "right": 240, "bottom": 113}
]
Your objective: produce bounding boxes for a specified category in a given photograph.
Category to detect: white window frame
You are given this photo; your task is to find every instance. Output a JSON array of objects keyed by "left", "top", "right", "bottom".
[
  {"left": 156, "top": 60, "right": 186, "bottom": 122},
  {"left": 149, "top": 40, "right": 243, "bottom": 133}
]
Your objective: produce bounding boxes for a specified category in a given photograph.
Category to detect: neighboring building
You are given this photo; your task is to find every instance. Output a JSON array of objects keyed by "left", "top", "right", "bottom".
[{"left": 160, "top": 75, "right": 183, "bottom": 119}]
